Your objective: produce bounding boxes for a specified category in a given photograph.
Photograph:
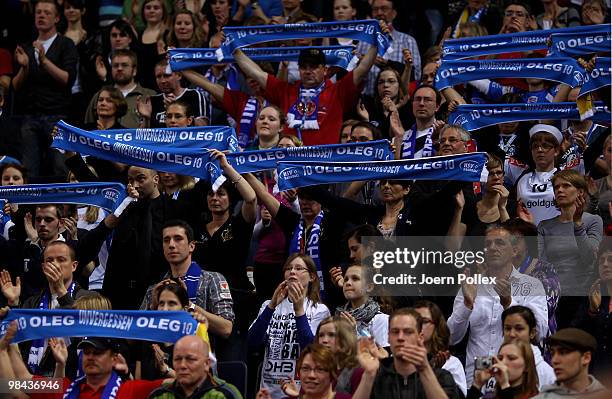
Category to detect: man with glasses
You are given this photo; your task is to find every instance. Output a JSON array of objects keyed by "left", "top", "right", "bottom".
[
  {"left": 396, "top": 84, "right": 441, "bottom": 160},
  {"left": 435, "top": 125, "right": 470, "bottom": 157},
  {"left": 500, "top": 1, "right": 532, "bottom": 34},
  {"left": 84, "top": 49, "right": 155, "bottom": 128},
  {"left": 357, "top": 0, "right": 421, "bottom": 96}
]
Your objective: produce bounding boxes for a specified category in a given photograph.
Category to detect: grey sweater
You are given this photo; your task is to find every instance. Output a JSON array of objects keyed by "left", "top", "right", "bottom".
[
  {"left": 533, "top": 376, "right": 608, "bottom": 398},
  {"left": 537, "top": 213, "right": 603, "bottom": 294}
]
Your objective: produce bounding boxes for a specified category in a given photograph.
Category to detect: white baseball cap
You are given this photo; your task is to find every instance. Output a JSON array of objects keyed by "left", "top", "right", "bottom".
[{"left": 528, "top": 124, "right": 563, "bottom": 145}]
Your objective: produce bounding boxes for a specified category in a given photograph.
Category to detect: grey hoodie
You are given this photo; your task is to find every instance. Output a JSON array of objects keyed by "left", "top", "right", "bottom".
[{"left": 533, "top": 376, "right": 608, "bottom": 398}]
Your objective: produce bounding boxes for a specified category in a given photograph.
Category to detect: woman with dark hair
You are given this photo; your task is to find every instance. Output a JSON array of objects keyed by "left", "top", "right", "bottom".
[
  {"left": 469, "top": 340, "right": 539, "bottom": 399},
  {"left": 301, "top": 179, "right": 416, "bottom": 239},
  {"left": 137, "top": 279, "right": 212, "bottom": 379},
  {"left": 503, "top": 218, "right": 560, "bottom": 336},
  {"left": 0, "top": 163, "right": 29, "bottom": 242},
  {"left": 360, "top": 67, "right": 413, "bottom": 139},
  {"left": 191, "top": 149, "right": 257, "bottom": 362},
  {"left": 448, "top": 153, "right": 509, "bottom": 248},
  {"left": 62, "top": 0, "right": 90, "bottom": 124},
  {"left": 415, "top": 300, "right": 467, "bottom": 397},
  {"left": 249, "top": 254, "right": 331, "bottom": 399},
  {"left": 499, "top": 306, "right": 555, "bottom": 391}
]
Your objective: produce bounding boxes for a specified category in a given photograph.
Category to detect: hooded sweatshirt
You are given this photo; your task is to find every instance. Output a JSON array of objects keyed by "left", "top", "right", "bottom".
[{"left": 533, "top": 376, "right": 608, "bottom": 398}]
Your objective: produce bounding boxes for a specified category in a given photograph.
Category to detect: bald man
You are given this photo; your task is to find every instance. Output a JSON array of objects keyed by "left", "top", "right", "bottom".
[{"left": 148, "top": 335, "right": 243, "bottom": 398}]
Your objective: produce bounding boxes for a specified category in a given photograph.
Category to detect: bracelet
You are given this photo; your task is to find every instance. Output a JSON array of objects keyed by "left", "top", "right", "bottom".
[{"left": 231, "top": 176, "right": 243, "bottom": 185}]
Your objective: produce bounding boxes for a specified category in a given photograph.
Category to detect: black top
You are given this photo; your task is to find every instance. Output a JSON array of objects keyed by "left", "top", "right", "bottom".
[
  {"left": 149, "top": 89, "right": 209, "bottom": 128},
  {"left": 194, "top": 212, "right": 254, "bottom": 292},
  {"left": 16, "top": 34, "right": 78, "bottom": 115}
]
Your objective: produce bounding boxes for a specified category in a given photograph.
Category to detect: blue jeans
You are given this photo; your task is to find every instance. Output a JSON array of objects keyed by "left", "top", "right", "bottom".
[{"left": 21, "top": 115, "right": 67, "bottom": 177}]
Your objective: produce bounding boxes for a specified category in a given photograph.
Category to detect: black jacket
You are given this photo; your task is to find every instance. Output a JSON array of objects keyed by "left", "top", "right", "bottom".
[
  {"left": 370, "top": 357, "right": 461, "bottom": 399},
  {"left": 79, "top": 195, "right": 182, "bottom": 309},
  {"left": 15, "top": 34, "right": 78, "bottom": 116}
]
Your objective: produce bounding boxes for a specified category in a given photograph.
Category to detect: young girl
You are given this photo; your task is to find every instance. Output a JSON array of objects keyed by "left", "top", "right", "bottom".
[
  {"left": 316, "top": 316, "right": 361, "bottom": 394},
  {"left": 249, "top": 254, "right": 331, "bottom": 399},
  {"left": 336, "top": 264, "right": 389, "bottom": 348}
]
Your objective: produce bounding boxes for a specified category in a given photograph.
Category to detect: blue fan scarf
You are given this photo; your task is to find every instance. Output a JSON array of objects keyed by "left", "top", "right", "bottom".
[
  {"left": 579, "top": 57, "right": 611, "bottom": 97},
  {"left": 549, "top": 25, "right": 611, "bottom": 57}
]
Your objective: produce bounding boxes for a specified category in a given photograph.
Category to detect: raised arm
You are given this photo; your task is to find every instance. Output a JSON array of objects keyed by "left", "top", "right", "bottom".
[
  {"left": 233, "top": 49, "right": 268, "bottom": 89},
  {"left": 353, "top": 44, "right": 377, "bottom": 87},
  {"left": 211, "top": 150, "right": 257, "bottom": 223},
  {"left": 182, "top": 69, "right": 226, "bottom": 104},
  {"left": 244, "top": 173, "right": 281, "bottom": 217}
]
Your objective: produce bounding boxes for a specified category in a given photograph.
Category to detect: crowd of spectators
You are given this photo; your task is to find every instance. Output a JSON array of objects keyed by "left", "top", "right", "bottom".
[{"left": 0, "top": 0, "right": 610, "bottom": 398}]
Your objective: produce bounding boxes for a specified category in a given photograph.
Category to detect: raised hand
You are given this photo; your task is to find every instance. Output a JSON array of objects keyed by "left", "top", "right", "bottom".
[
  {"left": 0, "top": 270, "right": 20, "bottom": 306},
  {"left": 114, "top": 353, "right": 130, "bottom": 375},
  {"left": 49, "top": 338, "right": 68, "bottom": 365},
  {"left": 256, "top": 388, "right": 273, "bottom": 399},
  {"left": 339, "top": 311, "right": 357, "bottom": 329},
  {"left": 62, "top": 216, "right": 78, "bottom": 240},
  {"left": 381, "top": 96, "right": 397, "bottom": 113},
  {"left": 208, "top": 149, "right": 230, "bottom": 170},
  {"left": 329, "top": 266, "right": 344, "bottom": 288},
  {"left": 95, "top": 55, "right": 107, "bottom": 80},
  {"left": 33, "top": 41, "right": 47, "bottom": 64},
  {"left": 24, "top": 212, "right": 38, "bottom": 242},
  {"left": 288, "top": 281, "right": 306, "bottom": 315},
  {"left": 588, "top": 279, "right": 602, "bottom": 313},
  {"left": 357, "top": 337, "right": 381, "bottom": 375},
  {"left": 269, "top": 281, "right": 288, "bottom": 309},
  {"left": 356, "top": 99, "right": 369, "bottom": 121},
  {"left": 573, "top": 193, "right": 585, "bottom": 225},
  {"left": 490, "top": 185, "right": 509, "bottom": 209},
  {"left": 43, "top": 261, "right": 67, "bottom": 297},
  {"left": 517, "top": 200, "right": 534, "bottom": 225},
  {"left": 389, "top": 109, "right": 404, "bottom": 140},
  {"left": 136, "top": 95, "right": 152, "bottom": 119},
  {"left": 402, "top": 49, "right": 413, "bottom": 66},
  {"left": 494, "top": 278, "right": 512, "bottom": 309},
  {"left": 461, "top": 268, "right": 477, "bottom": 310},
  {"left": 281, "top": 378, "right": 299, "bottom": 397},
  {"left": 14, "top": 46, "right": 29, "bottom": 68},
  {"left": 491, "top": 356, "right": 510, "bottom": 388}
]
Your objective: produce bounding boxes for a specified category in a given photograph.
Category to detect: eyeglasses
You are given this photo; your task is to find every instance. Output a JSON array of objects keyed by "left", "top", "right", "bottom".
[
  {"left": 530, "top": 143, "right": 555, "bottom": 151},
  {"left": 349, "top": 136, "right": 371, "bottom": 143},
  {"left": 284, "top": 265, "right": 309, "bottom": 273},
  {"left": 504, "top": 10, "right": 526, "bottom": 18},
  {"left": 299, "top": 366, "right": 328, "bottom": 375}
]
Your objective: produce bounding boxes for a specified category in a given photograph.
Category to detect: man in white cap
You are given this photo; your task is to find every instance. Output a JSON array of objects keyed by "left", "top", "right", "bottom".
[{"left": 505, "top": 124, "right": 566, "bottom": 226}]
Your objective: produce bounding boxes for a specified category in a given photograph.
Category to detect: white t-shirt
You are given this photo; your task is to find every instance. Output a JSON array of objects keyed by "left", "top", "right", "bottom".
[
  {"left": 443, "top": 355, "right": 467, "bottom": 397},
  {"left": 516, "top": 169, "right": 559, "bottom": 226},
  {"left": 255, "top": 298, "right": 330, "bottom": 399}
]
